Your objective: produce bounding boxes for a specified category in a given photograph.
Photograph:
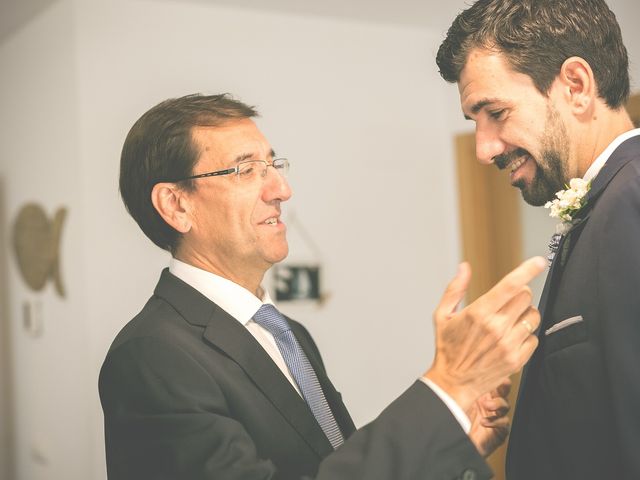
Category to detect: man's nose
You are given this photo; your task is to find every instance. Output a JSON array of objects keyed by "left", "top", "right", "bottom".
[
  {"left": 475, "top": 121, "right": 505, "bottom": 165},
  {"left": 263, "top": 167, "right": 292, "bottom": 202}
]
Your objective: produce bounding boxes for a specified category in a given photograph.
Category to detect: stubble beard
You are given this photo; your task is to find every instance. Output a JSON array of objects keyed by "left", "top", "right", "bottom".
[{"left": 516, "top": 106, "right": 570, "bottom": 207}]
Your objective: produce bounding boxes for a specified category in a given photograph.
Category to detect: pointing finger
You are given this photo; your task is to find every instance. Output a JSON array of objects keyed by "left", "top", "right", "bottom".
[{"left": 477, "top": 256, "right": 546, "bottom": 313}]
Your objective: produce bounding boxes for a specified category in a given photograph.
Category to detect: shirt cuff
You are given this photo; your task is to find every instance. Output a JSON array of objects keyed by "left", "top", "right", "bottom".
[{"left": 419, "top": 376, "right": 472, "bottom": 434}]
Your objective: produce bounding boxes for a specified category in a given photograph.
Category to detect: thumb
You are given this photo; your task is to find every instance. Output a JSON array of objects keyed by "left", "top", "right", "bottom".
[{"left": 436, "top": 262, "right": 471, "bottom": 318}]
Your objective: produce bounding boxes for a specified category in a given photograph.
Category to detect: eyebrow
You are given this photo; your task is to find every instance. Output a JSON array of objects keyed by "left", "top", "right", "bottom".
[
  {"left": 233, "top": 149, "right": 277, "bottom": 164},
  {"left": 463, "top": 98, "right": 501, "bottom": 120}
]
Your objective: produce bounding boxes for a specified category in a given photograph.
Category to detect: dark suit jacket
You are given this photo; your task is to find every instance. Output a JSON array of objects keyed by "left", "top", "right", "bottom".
[
  {"left": 100, "top": 269, "right": 490, "bottom": 480},
  {"left": 506, "top": 135, "right": 640, "bottom": 479}
]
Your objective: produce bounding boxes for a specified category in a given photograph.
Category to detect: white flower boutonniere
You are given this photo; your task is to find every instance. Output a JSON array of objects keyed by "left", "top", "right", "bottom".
[
  {"left": 544, "top": 178, "right": 591, "bottom": 235},
  {"left": 544, "top": 178, "right": 590, "bottom": 266}
]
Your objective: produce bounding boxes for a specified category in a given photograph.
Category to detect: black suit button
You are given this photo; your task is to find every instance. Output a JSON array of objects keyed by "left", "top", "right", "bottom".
[{"left": 460, "top": 469, "right": 477, "bottom": 480}]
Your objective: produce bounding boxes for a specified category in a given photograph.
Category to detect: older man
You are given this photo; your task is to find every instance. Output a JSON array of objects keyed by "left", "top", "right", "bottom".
[{"left": 99, "top": 94, "right": 544, "bottom": 479}]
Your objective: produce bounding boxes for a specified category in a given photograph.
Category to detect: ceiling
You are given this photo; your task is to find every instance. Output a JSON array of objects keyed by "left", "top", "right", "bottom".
[
  {"left": 0, "top": 0, "right": 470, "bottom": 43},
  {"left": 0, "top": 0, "right": 57, "bottom": 43},
  {"left": 200, "top": 0, "right": 470, "bottom": 31}
]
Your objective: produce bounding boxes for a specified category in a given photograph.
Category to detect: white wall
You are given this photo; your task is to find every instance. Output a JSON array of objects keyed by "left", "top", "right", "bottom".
[
  {"left": 1, "top": 1, "right": 460, "bottom": 478},
  {"left": 0, "top": 179, "right": 14, "bottom": 480},
  {"left": 3, "top": 0, "right": 637, "bottom": 479},
  {"left": 0, "top": 1, "right": 93, "bottom": 479}
]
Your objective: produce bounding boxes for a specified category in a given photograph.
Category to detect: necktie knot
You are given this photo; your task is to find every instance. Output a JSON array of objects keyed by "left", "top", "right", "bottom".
[{"left": 253, "top": 304, "right": 291, "bottom": 337}]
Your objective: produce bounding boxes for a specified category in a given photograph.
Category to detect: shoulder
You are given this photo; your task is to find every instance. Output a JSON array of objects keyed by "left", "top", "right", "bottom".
[
  {"left": 594, "top": 157, "right": 640, "bottom": 216},
  {"left": 108, "top": 294, "right": 190, "bottom": 351},
  {"left": 586, "top": 155, "right": 640, "bottom": 255}
]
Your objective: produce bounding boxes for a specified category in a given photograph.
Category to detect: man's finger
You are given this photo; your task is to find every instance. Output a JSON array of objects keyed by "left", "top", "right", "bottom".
[
  {"left": 478, "top": 256, "right": 546, "bottom": 311},
  {"left": 435, "top": 262, "right": 472, "bottom": 318},
  {"left": 495, "top": 287, "right": 533, "bottom": 326},
  {"left": 480, "top": 396, "right": 509, "bottom": 416},
  {"left": 495, "top": 378, "right": 512, "bottom": 398},
  {"left": 504, "top": 306, "right": 541, "bottom": 345},
  {"left": 517, "top": 334, "right": 539, "bottom": 368},
  {"left": 481, "top": 415, "right": 511, "bottom": 429}
]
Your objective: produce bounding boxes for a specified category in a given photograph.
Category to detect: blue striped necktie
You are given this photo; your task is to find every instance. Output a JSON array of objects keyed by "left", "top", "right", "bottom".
[{"left": 253, "top": 304, "right": 344, "bottom": 449}]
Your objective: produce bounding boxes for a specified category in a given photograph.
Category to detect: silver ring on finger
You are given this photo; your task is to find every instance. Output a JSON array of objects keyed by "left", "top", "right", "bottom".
[{"left": 520, "top": 319, "right": 535, "bottom": 334}]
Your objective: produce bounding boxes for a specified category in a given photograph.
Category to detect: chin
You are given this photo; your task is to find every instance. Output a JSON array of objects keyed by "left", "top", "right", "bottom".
[
  {"left": 264, "top": 244, "right": 289, "bottom": 265},
  {"left": 516, "top": 180, "right": 554, "bottom": 207},
  {"left": 520, "top": 190, "right": 550, "bottom": 207}
]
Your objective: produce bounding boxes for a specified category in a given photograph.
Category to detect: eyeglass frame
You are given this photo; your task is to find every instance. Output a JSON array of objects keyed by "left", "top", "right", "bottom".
[{"left": 164, "top": 157, "right": 289, "bottom": 184}]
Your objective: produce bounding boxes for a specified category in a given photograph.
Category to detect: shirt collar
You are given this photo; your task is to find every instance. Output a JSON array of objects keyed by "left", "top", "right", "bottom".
[
  {"left": 583, "top": 128, "right": 640, "bottom": 182},
  {"left": 169, "top": 257, "right": 274, "bottom": 326}
]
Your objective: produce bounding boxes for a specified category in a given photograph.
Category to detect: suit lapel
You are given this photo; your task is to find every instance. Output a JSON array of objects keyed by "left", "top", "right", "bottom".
[
  {"left": 537, "top": 213, "right": 589, "bottom": 321},
  {"left": 515, "top": 234, "right": 569, "bottom": 401},
  {"left": 537, "top": 235, "right": 566, "bottom": 323},
  {"left": 289, "top": 320, "right": 357, "bottom": 438},
  {"left": 203, "top": 312, "right": 335, "bottom": 458},
  {"left": 154, "top": 269, "right": 335, "bottom": 458},
  {"left": 583, "top": 135, "right": 640, "bottom": 205}
]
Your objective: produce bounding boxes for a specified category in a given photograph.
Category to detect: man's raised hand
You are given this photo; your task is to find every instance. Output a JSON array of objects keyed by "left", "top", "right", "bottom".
[{"left": 424, "top": 256, "right": 546, "bottom": 411}]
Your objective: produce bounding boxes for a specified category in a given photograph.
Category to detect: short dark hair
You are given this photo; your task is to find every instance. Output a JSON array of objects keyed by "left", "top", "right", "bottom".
[
  {"left": 436, "top": 0, "right": 630, "bottom": 108},
  {"left": 119, "top": 93, "right": 258, "bottom": 253}
]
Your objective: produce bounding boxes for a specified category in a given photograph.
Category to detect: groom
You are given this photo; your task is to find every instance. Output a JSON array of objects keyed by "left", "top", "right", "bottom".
[{"left": 437, "top": 0, "right": 640, "bottom": 478}]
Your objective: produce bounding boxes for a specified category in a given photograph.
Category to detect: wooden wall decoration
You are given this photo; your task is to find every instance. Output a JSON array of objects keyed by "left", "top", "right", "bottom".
[{"left": 12, "top": 203, "right": 67, "bottom": 297}]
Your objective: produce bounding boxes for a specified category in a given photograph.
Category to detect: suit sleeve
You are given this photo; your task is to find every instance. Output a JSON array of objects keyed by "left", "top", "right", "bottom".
[
  {"left": 100, "top": 336, "right": 490, "bottom": 480},
  {"left": 598, "top": 171, "right": 640, "bottom": 478},
  {"left": 316, "top": 381, "right": 490, "bottom": 480}
]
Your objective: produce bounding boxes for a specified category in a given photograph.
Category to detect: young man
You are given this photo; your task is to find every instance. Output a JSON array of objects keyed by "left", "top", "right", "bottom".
[
  {"left": 437, "top": 1, "right": 640, "bottom": 478},
  {"left": 100, "top": 93, "right": 544, "bottom": 479}
]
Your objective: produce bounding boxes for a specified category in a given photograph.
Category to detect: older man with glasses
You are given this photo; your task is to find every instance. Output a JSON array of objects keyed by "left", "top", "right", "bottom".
[{"left": 99, "top": 93, "right": 546, "bottom": 480}]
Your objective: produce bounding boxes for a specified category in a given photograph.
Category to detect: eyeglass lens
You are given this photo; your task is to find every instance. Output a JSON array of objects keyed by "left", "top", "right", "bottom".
[{"left": 237, "top": 159, "right": 288, "bottom": 180}]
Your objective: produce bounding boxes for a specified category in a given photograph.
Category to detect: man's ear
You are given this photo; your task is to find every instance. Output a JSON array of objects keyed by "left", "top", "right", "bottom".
[
  {"left": 558, "top": 56, "right": 596, "bottom": 115},
  {"left": 151, "top": 182, "right": 192, "bottom": 234}
]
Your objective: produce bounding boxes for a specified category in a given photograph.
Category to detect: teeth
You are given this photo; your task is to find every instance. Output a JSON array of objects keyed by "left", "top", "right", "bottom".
[
  {"left": 510, "top": 157, "right": 527, "bottom": 172},
  {"left": 265, "top": 218, "right": 277, "bottom": 225}
]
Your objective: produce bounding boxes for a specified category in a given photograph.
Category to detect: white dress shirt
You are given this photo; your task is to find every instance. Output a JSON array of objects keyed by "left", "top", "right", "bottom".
[
  {"left": 421, "top": 376, "right": 471, "bottom": 433},
  {"left": 169, "top": 258, "right": 470, "bottom": 433},
  {"left": 583, "top": 128, "right": 640, "bottom": 182}
]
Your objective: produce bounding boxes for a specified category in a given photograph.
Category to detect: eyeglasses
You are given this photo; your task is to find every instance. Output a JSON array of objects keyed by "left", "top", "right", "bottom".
[{"left": 170, "top": 158, "right": 289, "bottom": 183}]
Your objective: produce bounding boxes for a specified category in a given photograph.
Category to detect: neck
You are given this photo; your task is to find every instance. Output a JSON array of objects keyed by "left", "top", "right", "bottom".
[
  {"left": 576, "top": 106, "right": 635, "bottom": 177},
  {"left": 174, "top": 248, "right": 267, "bottom": 298}
]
